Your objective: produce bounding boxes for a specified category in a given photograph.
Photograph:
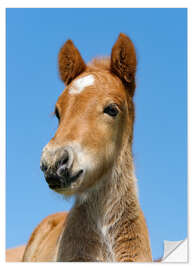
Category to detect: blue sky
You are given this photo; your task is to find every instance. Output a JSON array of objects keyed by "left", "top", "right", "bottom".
[{"left": 6, "top": 8, "right": 187, "bottom": 260}]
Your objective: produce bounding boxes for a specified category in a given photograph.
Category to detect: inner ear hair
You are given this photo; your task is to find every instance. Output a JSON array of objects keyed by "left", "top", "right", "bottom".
[
  {"left": 58, "top": 40, "right": 86, "bottom": 85},
  {"left": 111, "top": 33, "right": 137, "bottom": 97}
]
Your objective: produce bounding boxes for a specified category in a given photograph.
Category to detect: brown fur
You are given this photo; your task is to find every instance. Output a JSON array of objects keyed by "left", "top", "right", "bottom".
[
  {"left": 87, "top": 57, "right": 135, "bottom": 143},
  {"left": 58, "top": 40, "right": 86, "bottom": 85},
  {"left": 22, "top": 33, "right": 152, "bottom": 262},
  {"left": 23, "top": 212, "right": 67, "bottom": 261},
  {"left": 6, "top": 245, "right": 26, "bottom": 262},
  {"left": 111, "top": 33, "right": 137, "bottom": 97}
]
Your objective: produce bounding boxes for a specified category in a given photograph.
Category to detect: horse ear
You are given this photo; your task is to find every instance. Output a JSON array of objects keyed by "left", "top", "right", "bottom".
[
  {"left": 111, "top": 33, "right": 137, "bottom": 97},
  {"left": 58, "top": 40, "right": 86, "bottom": 85}
]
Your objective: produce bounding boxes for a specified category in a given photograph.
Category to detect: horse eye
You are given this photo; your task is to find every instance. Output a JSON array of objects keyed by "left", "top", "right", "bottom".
[
  {"left": 55, "top": 107, "right": 60, "bottom": 121},
  {"left": 103, "top": 104, "right": 119, "bottom": 117}
]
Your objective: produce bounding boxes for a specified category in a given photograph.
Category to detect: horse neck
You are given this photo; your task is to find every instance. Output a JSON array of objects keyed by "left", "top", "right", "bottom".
[{"left": 76, "top": 140, "right": 140, "bottom": 226}]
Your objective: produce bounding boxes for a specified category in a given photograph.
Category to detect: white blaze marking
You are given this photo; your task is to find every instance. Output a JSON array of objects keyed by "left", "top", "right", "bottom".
[{"left": 69, "top": 75, "right": 95, "bottom": 94}]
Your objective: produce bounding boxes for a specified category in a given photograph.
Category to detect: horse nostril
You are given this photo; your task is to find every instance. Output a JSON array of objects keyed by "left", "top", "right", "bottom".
[
  {"left": 56, "top": 149, "right": 70, "bottom": 177},
  {"left": 57, "top": 166, "right": 69, "bottom": 178},
  {"left": 60, "top": 150, "right": 69, "bottom": 166},
  {"left": 40, "top": 161, "right": 48, "bottom": 172}
]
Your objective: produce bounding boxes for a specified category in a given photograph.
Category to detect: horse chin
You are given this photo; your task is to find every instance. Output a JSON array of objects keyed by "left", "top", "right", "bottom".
[
  {"left": 54, "top": 188, "right": 76, "bottom": 196},
  {"left": 50, "top": 170, "right": 105, "bottom": 197},
  {"left": 52, "top": 176, "right": 84, "bottom": 196}
]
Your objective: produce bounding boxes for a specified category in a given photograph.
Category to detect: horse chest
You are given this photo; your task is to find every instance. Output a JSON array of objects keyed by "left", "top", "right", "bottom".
[{"left": 98, "top": 225, "right": 115, "bottom": 262}]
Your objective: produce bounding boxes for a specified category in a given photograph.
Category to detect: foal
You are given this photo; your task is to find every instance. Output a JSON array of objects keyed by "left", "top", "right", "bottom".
[{"left": 23, "top": 33, "right": 152, "bottom": 262}]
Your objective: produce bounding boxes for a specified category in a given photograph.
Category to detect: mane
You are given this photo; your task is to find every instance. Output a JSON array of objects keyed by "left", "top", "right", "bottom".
[{"left": 87, "top": 57, "right": 110, "bottom": 72}]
